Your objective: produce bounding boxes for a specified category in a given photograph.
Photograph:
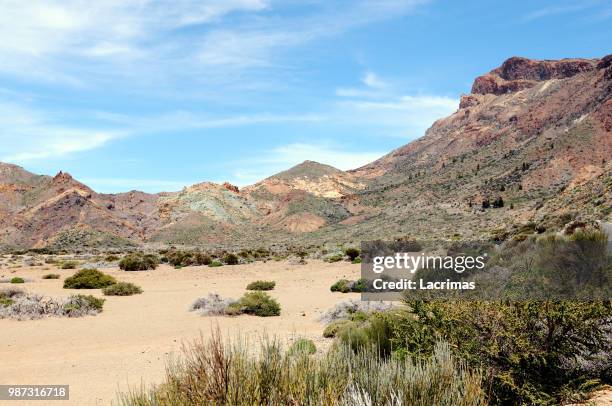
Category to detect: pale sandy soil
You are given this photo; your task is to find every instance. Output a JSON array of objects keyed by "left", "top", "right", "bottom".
[{"left": 0, "top": 260, "right": 361, "bottom": 405}]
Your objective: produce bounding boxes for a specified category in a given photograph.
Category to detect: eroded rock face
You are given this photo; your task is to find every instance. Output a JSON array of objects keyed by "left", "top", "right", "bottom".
[{"left": 472, "top": 56, "right": 599, "bottom": 95}]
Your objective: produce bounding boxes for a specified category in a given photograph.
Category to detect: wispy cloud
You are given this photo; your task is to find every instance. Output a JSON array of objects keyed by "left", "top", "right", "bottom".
[
  {"left": 522, "top": 2, "right": 594, "bottom": 22},
  {"left": 0, "top": 101, "right": 125, "bottom": 162},
  {"left": 334, "top": 71, "right": 458, "bottom": 138},
  {"left": 0, "top": 99, "right": 324, "bottom": 162},
  {"left": 0, "top": 0, "right": 426, "bottom": 86}
]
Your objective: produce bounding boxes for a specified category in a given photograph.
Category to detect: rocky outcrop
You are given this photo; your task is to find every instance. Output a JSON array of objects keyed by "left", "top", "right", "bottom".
[{"left": 472, "top": 56, "right": 599, "bottom": 95}]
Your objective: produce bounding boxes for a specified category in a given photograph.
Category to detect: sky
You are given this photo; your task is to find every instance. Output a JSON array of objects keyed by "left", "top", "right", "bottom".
[{"left": 0, "top": 0, "right": 610, "bottom": 193}]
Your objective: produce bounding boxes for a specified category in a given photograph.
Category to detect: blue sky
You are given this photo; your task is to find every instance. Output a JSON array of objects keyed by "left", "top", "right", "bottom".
[{"left": 0, "top": 0, "right": 610, "bottom": 193}]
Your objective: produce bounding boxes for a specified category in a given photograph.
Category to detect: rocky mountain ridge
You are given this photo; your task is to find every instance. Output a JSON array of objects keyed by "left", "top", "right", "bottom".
[{"left": 0, "top": 54, "right": 610, "bottom": 251}]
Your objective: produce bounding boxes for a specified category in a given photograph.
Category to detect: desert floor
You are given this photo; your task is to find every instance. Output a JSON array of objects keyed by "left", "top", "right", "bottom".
[{"left": 0, "top": 260, "right": 361, "bottom": 405}]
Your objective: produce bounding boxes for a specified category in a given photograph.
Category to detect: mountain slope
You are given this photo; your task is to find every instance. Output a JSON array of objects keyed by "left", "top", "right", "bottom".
[{"left": 0, "top": 55, "right": 610, "bottom": 250}]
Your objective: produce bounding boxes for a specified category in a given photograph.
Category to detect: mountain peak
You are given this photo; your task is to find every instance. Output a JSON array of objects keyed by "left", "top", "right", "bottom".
[{"left": 272, "top": 160, "right": 343, "bottom": 181}]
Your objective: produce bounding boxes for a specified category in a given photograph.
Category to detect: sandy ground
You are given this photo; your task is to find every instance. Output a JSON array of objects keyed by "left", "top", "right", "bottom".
[{"left": 0, "top": 260, "right": 361, "bottom": 405}]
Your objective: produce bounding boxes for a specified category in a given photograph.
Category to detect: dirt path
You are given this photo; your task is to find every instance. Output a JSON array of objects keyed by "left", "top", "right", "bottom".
[{"left": 0, "top": 260, "right": 360, "bottom": 405}]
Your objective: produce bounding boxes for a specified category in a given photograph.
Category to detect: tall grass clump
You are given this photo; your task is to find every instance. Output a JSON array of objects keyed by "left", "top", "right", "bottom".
[
  {"left": 117, "top": 332, "right": 485, "bottom": 405},
  {"left": 63, "top": 268, "right": 116, "bottom": 289}
]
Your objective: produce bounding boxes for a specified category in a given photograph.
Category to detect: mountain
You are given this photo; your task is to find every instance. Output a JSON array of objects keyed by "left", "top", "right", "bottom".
[{"left": 0, "top": 55, "right": 610, "bottom": 251}]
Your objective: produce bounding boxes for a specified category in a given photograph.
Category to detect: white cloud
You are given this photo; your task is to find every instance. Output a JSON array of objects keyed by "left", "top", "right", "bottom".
[
  {"left": 362, "top": 72, "right": 387, "bottom": 89},
  {"left": 0, "top": 0, "right": 427, "bottom": 84},
  {"left": 333, "top": 71, "right": 458, "bottom": 138},
  {"left": 0, "top": 101, "right": 124, "bottom": 162},
  {"left": 0, "top": 99, "right": 323, "bottom": 163},
  {"left": 334, "top": 95, "right": 458, "bottom": 138}
]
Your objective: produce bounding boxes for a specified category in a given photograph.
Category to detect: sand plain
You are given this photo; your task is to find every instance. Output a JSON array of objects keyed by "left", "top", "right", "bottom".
[{"left": 0, "top": 260, "right": 360, "bottom": 405}]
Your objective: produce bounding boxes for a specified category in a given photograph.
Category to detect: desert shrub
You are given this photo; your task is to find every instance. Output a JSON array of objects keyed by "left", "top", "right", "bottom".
[
  {"left": 60, "top": 260, "right": 78, "bottom": 269},
  {"left": 224, "top": 253, "right": 239, "bottom": 265},
  {"left": 63, "top": 268, "right": 116, "bottom": 289},
  {"left": 287, "top": 338, "right": 316, "bottom": 356},
  {"left": 352, "top": 278, "right": 367, "bottom": 292},
  {"left": 0, "top": 293, "right": 104, "bottom": 320},
  {"left": 326, "top": 253, "right": 344, "bottom": 263},
  {"left": 330, "top": 278, "right": 366, "bottom": 293},
  {"left": 119, "top": 253, "right": 159, "bottom": 271},
  {"left": 344, "top": 247, "right": 361, "bottom": 261},
  {"left": 323, "top": 319, "right": 354, "bottom": 338},
  {"left": 165, "top": 250, "right": 212, "bottom": 267},
  {"left": 337, "top": 322, "right": 370, "bottom": 352},
  {"left": 191, "top": 293, "right": 235, "bottom": 316},
  {"left": 330, "top": 279, "right": 351, "bottom": 293},
  {"left": 224, "top": 302, "right": 244, "bottom": 316},
  {"left": 246, "top": 280, "right": 276, "bottom": 291},
  {"left": 116, "top": 332, "right": 484, "bottom": 406},
  {"left": 209, "top": 260, "right": 223, "bottom": 268},
  {"left": 42, "top": 273, "right": 60, "bottom": 279},
  {"left": 0, "top": 287, "right": 24, "bottom": 299},
  {"left": 352, "top": 257, "right": 362, "bottom": 264},
  {"left": 237, "top": 291, "right": 280, "bottom": 317},
  {"left": 0, "top": 297, "right": 13, "bottom": 307},
  {"left": 319, "top": 299, "right": 395, "bottom": 324},
  {"left": 393, "top": 300, "right": 612, "bottom": 405},
  {"left": 67, "top": 294, "right": 105, "bottom": 312},
  {"left": 10, "top": 277, "right": 24, "bottom": 284},
  {"left": 102, "top": 282, "right": 143, "bottom": 296},
  {"left": 105, "top": 254, "right": 120, "bottom": 262}
]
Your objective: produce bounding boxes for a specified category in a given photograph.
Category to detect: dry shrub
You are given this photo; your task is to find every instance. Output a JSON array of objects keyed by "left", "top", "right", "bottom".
[{"left": 116, "top": 331, "right": 485, "bottom": 405}]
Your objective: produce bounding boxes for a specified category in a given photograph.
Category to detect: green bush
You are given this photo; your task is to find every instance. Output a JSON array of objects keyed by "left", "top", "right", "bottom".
[
  {"left": 287, "top": 338, "right": 316, "bottom": 356},
  {"left": 330, "top": 279, "right": 366, "bottom": 293},
  {"left": 323, "top": 319, "right": 354, "bottom": 338},
  {"left": 393, "top": 300, "right": 612, "bottom": 405},
  {"left": 246, "top": 280, "right": 276, "bottom": 291},
  {"left": 42, "top": 273, "right": 60, "bottom": 279},
  {"left": 64, "top": 294, "right": 105, "bottom": 313},
  {"left": 165, "top": 250, "right": 212, "bottom": 267},
  {"left": 224, "top": 302, "right": 243, "bottom": 316},
  {"left": 63, "top": 269, "right": 117, "bottom": 289},
  {"left": 344, "top": 247, "right": 360, "bottom": 261},
  {"left": 237, "top": 291, "right": 281, "bottom": 317},
  {"left": 209, "top": 260, "right": 223, "bottom": 268},
  {"left": 10, "top": 277, "right": 24, "bottom": 284},
  {"left": 0, "top": 297, "right": 13, "bottom": 307},
  {"left": 352, "top": 278, "right": 367, "bottom": 292},
  {"left": 224, "top": 253, "right": 239, "bottom": 265},
  {"left": 102, "top": 282, "right": 143, "bottom": 296},
  {"left": 351, "top": 257, "right": 362, "bottom": 264},
  {"left": 337, "top": 323, "right": 369, "bottom": 352},
  {"left": 60, "top": 260, "right": 78, "bottom": 269},
  {"left": 330, "top": 279, "right": 351, "bottom": 293},
  {"left": 119, "top": 253, "right": 159, "bottom": 271}
]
